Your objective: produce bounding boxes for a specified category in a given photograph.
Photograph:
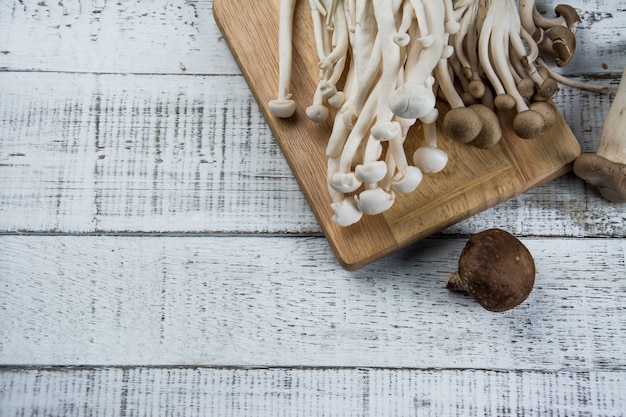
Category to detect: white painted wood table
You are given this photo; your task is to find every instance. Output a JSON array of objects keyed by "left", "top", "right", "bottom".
[{"left": 0, "top": 1, "right": 625, "bottom": 415}]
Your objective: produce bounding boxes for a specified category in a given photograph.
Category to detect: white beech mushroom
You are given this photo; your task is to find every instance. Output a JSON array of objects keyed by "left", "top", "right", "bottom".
[
  {"left": 323, "top": 0, "right": 449, "bottom": 225},
  {"left": 269, "top": 0, "right": 603, "bottom": 226},
  {"left": 269, "top": 0, "right": 298, "bottom": 118},
  {"left": 574, "top": 68, "right": 626, "bottom": 203}
]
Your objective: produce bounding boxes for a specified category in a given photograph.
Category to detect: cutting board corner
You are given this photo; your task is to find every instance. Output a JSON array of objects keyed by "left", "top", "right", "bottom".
[{"left": 214, "top": 0, "right": 581, "bottom": 270}]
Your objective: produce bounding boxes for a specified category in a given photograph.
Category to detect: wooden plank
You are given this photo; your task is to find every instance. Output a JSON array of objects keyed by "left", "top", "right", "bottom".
[
  {"left": 1, "top": 72, "right": 624, "bottom": 237},
  {"left": 0, "top": 0, "right": 240, "bottom": 75},
  {"left": 213, "top": 0, "right": 592, "bottom": 269},
  {"left": 0, "top": 1, "right": 623, "bottom": 75},
  {"left": 1, "top": 367, "right": 624, "bottom": 417},
  {"left": 0, "top": 72, "right": 314, "bottom": 233},
  {"left": 0, "top": 235, "right": 624, "bottom": 368}
]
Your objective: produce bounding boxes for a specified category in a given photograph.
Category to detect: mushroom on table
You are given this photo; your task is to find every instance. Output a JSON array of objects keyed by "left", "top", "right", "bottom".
[
  {"left": 447, "top": 228, "right": 536, "bottom": 312},
  {"left": 574, "top": 67, "right": 626, "bottom": 203}
]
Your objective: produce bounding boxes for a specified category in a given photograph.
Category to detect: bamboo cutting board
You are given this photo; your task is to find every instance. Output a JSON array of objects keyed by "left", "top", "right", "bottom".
[{"left": 213, "top": 0, "right": 581, "bottom": 270}]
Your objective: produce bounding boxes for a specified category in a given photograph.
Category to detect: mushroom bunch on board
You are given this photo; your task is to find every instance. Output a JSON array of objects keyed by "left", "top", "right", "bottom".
[{"left": 270, "top": 0, "right": 610, "bottom": 227}]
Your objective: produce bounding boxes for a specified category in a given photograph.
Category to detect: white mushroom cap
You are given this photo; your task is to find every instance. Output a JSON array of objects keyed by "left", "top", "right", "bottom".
[
  {"left": 268, "top": 99, "right": 297, "bottom": 118},
  {"left": 331, "top": 199, "right": 363, "bottom": 227},
  {"left": 354, "top": 188, "right": 395, "bottom": 215},
  {"left": 320, "top": 81, "right": 338, "bottom": 98},
  {"left": 329, "top": 172, "right": 362, "bottom": 193},
  {"left": 392, "top": 166, "right": 423, "bottom": 193},
  {"left": 371, "top": 121, "right": 402, "bottom": 141},
  {"left": 327, "top": 91, "right": 346, "bottom": 108},
  {"left": 355, "top": 160, "right": 388, "bottom": 183},
  {"left": 394, "top": 32, "right": 411, "bottom": 47},
  {"left": 306, "top": 104, "right": 330, "bottom": 123},
  {"left": 388, "top": 80, "right": 437, "bottom": 120},
  {"left": 413, "top": 146, "right": 448, "bottom": 173}
]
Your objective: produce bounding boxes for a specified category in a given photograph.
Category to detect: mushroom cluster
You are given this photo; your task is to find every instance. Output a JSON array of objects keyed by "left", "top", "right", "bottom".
[{"left": 270, "top": 0, "right": 608, "bottom": 227}]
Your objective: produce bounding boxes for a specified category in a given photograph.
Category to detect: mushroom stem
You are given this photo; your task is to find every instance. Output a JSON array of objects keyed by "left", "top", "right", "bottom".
[
  {"left": 573, "top": 68, "right": 626, "bottom": 203},
  {"left": 596, "top": 73, "right": 626, "bottom": 162},
  {"left": 269, "top": 0, "right": 298, "bottom": 118},
  {"left": 446, "top": 271, "right": 467, "bottom": 292},
  {"left": 535, "top": 58, "right": 611, "bottom": 93}
]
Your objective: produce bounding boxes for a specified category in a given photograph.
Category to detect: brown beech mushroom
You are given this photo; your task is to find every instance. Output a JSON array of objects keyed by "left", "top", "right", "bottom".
[
  {"left": 269, "top": 0, "right": 297, "bottom": 118},
  {"left": 519, "top": 1, "right": 580, "bottom": 67},
  {"left": 574, "top": 68, "right": 626, "bottom": 203},
  {"left": 447, "top": 228, "right": 536, "bottom": 312}
]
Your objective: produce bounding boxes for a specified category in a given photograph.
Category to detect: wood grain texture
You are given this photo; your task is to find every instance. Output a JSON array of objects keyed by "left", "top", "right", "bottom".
[
  {"left": 213, "top": 0, "right": 592, "bottom": 269},
  {"left": 1, "top": 73, "right": 624, "bottom": 237},
  {"left": 1, "top": 235, "right": 624, "bottom": 369},
  {"left": 0, "top": 0, "right": 625, "bottom": 414},
  {"left": 0, "top": 0, "right": 240, "bottom": 75},
  {"left": 0, "top": 1, "right": 623, "bottom": 75},
  {"left": 1, "top": 367, "right": 624, "bottom": 417}
]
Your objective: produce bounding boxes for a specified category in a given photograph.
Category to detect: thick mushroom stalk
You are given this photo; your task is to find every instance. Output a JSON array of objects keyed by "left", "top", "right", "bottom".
[{"left": 573, "top": 68, "right": 626, "bottom": 203}]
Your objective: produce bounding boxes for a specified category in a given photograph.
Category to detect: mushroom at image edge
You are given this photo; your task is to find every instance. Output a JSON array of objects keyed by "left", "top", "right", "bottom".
[
  {"left": 573, "top": 66, "right": 626, "bottom": 203},
  {"left": 446, "top": 228, "right": 536, "bottom": 312}
]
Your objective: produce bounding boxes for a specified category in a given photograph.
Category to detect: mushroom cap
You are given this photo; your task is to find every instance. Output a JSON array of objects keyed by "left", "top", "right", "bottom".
[
  {"left": 391, "top": 166, "right": 423, "bottom": 193},
  {"left": 442, "top": 107, "right": 483, "bottom": 144},
  {"left": 573, "top": 153, "right": 626, "bottom": 203},
  {"left": 355, "top": 160, "right": 388, "bottom": 183},
  {"left": 354, "top": 188, "right": 395, "bottom": 215},
  {"left": 306, "top": 104, "right": 330, "bottom": 123},
  {"left": 468, "top": 104, "right": 502, "bottom": 149},
  {"left": 371, "top": 121, "right": 402, "bottom": 141},
  {"left": 493, "top": 94, "right": 516, "bottom": 110},
  {"left": 456, "top": 228, "right": 536, "bottom": 312},
  {"left": 517, "top": 78, "right": 536, "bottom": 100},
  {"left": 468, "top": 80, "right": 486, "bottom": 99},
  {"left": 513, "top": 110, "right": 546, "bottom": 139},
  {"left": 269, "top": 99, "right": 297, "bottom": 118},
  {"left": 413, "top": 146, "right": 448, "bottom": 173},
  {"left": 327, "top": 91, "right": 346, "bottom": 109},
  {"left": 529, "top": 102, "right": 557, "bottom": 130},
  {"left": 329, "top": 172, "right": 362, "bottom": 193},
  {"left": 547, "top": 25, "right": 577, "bottom": 67},
  {"left": 388, "top": 83, "right": 437, "bottom": 120},
  {"left": 331, "top": 199, "right": 363, "bottom": 227},
  {"left": 554, "top": 4, "right": 581, "bottom": 28},
  {"left": 538, "top": 77, "right": 559, "bottom": 100}
]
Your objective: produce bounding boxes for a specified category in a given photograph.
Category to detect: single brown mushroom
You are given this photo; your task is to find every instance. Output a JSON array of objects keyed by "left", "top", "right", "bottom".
[
  {"left": 446, "top": 228, "right": 536, "bottom": 312},
  {"left": 573, "top": 67, "right": 626, "bottom": 203}
]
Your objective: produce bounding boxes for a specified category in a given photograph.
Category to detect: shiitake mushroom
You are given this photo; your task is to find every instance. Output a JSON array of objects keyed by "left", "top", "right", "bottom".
[{"left": 447, "top": 228, "right": 536, "bottom": 312}]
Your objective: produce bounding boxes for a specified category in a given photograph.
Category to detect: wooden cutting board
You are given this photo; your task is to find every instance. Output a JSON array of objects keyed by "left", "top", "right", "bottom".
[{"left": 213, "top": 0, "right": 581, "bottom": 270}]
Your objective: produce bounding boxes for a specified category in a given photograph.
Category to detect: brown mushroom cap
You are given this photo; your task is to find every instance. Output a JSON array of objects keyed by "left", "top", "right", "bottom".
[
  {"left": 529, "top": 101, "right": 557, "bottom": 130},
  {"left": 468, "top": 104, "right": 502, "bottom": 149},
  {"left": 573, "top": 153, "right": 626, "bottom": 203},
  {"left": 442, "top": 107, "right": 483, "bottom": 144},
  {"left": 447, "top": 228, "right": 536, "bottom": 312},
  {"left": 554, "top": 4, "right": 581, "bottom": 29},
  {"left": 513, "top": 109, "right": 546, "bottom": 139},
  {"left": 547, "top": 25, "right": 577, "bottom": 67}
]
